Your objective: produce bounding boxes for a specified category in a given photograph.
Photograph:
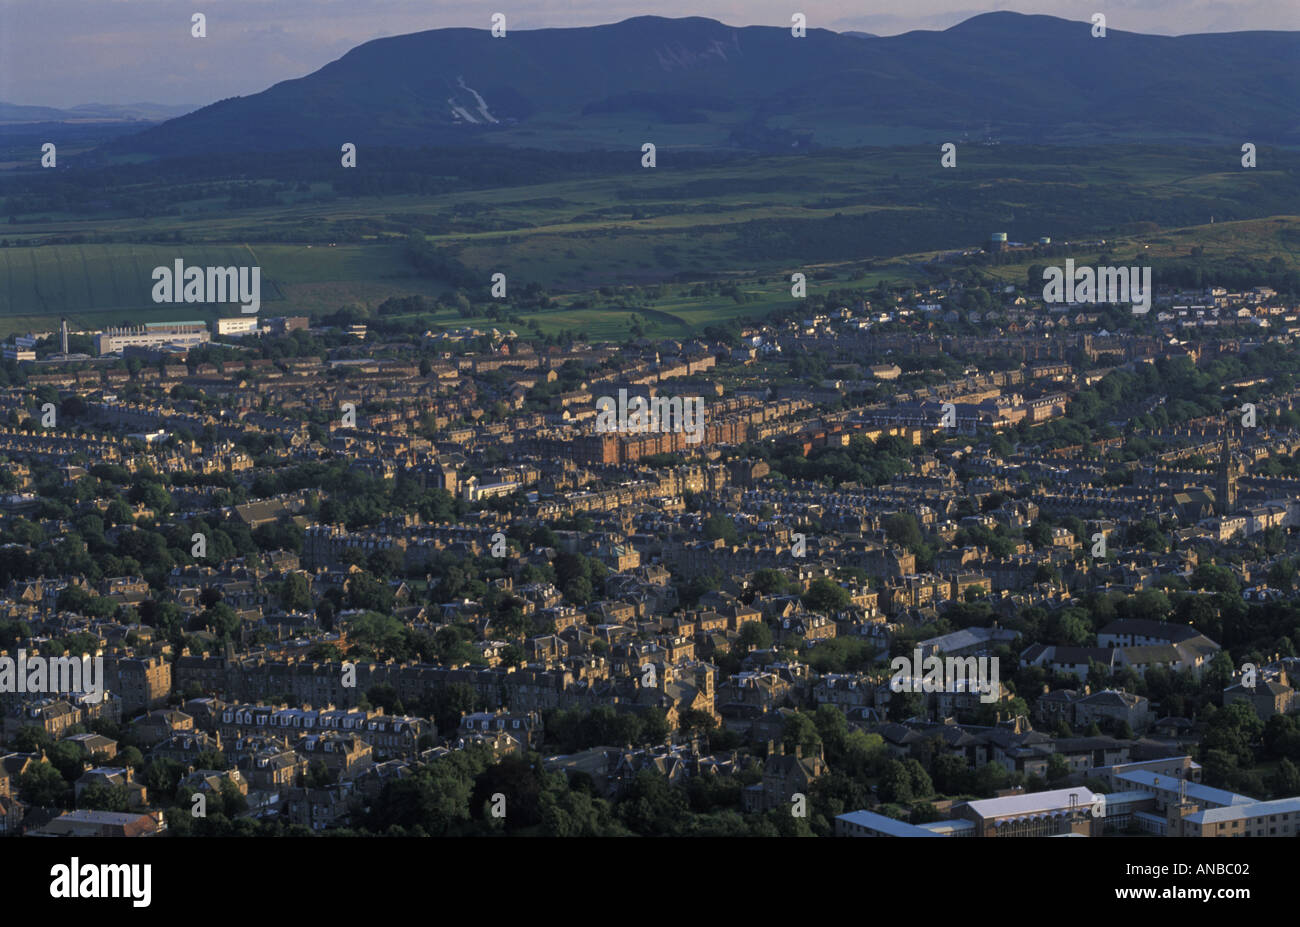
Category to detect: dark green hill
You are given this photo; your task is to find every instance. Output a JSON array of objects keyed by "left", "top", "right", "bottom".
[{"left": 105, "top": 12, "right": 1300, "bottom": 155}]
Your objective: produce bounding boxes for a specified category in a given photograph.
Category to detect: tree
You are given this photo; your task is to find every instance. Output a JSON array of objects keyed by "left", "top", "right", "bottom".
[
  {"left": 200, "top": 602, "right": 241, "bottom": 641},
  {"left": 539, "top": 779, "right": 626, "bottom": 837},
  {"left": 751, "top": 568, "right": 796, "bottom": 597},
  {"left": 1046, "top": 607, "right": 1091, "bottom": 646},
  {"left": 11, "top": 725, "right": 51, "bottom": 753},
  {"left": 782, "top": 712, "right": 822, "bottom": 755},
  {"left": 1206, "top": 651, "right": 1236, "bottom": 691},
  {"left": 802, "top": 578, "right": 851, "bottom": 614},
  {"left": 932, "top": 753, "right": 969, "bottom": 794},
  {"left": 347, "top": 571, "right": 395, "bottom": 613},
  {"left": 47, "top": 740, "right": 87, "bottom": 782},
  {"left": 219, "top": 778, "right": 249, "bottom": 816},
  {"left": 366, "top": 684, "right": 404, "bottom": 715},
  {"left": 888, "top": 690, "right": 925, "bottom": 722},
  {"left": 429, "top": 683, "right": 478, "bottom": 734},
  {"left": 903, "top": 758, "right": 933, "bottom": 799},
  {"left": 128, "top": 480, "right": 173, "bottom": 514},
  {"left": 278, "top": 573, "right": 313, "bottom": 612},
  {"left": 19, "top": 762, "right": 69, "bottom": 806},
  {"left": 316, "top": 598, "right": 336, "bottom": 630},
  {"left": 1191, "top": 563, "right": 1240, "bottom": 596},
  {"left": 616, "top": 768, "right": 691, "bottom": 837},
  {"left": 367, "top": 547, "right": 405, "bottom": 579},
  {"left": 1216, "top": 701, "right": 1264, "bottom": 747},
  {"left": 841, "top": 730, "right": 888, "bottom": 778},
  {"left": 702, "top": 514, "right": 738, "bottom": 546},
  {"left": 563, "top": 576, "right": 593, "bottom": 606},
  {"left": 195, "top": 750, "right": 228, "bottom": 771},
  {"left": 737, "top": 620, "right": 773, "bottom": 651},
  {"left": 305, "top": 759, "right": 333, "bottom": 789},
  {"left": 471, "top": 754, "right": 544, "bottom": 832},
  {"left": 884, "top": 513, "right": 922, "bottom": 550},
  {"left": 78, "top": 782, "right": 129, "bottom": 812},
  {"left": 641, "top": 709, "right": 671, "bottom": 745},
  {"left": 142, "top": 758, "right": 184, "bottom": 795},
  {"left": 813, "top": 705, "right": 849, "bottom": 759},
  {"left": 57, "top": 584, "right": 92, "bottom": 614},
  {"left": 971, "top": 761, "right": 1011, "bottom": 797},
  {"left": 878, "top": 759, "right": 914, "bottom": 803},
  {"left": 104, "top": 496, "right": 136, "bottom": 525},
  {"left": 366, "top": 761, "right": 476, "bottom": 836},
  {"left": 1120, "top": 588, "right": 1172, "bottom": 622},
  {"left": 1272, "top": 758, "right": 1300, "bottom": 797}
]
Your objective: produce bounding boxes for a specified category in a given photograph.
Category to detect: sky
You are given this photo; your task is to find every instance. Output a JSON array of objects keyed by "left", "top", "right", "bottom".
[{"left": 3, "top": 0, "right": 1297, "bottom": 108}]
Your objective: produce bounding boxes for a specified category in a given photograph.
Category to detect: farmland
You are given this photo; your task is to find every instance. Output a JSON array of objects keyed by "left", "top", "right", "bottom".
[{"left": 2, "top": 145, "right": 1300, "bottom": 338}]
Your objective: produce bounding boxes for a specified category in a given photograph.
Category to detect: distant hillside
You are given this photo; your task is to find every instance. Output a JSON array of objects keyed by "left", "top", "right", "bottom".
[
  {"left": 0, "top": 100, "right": 195, "bottom": 125},
  {"left": 105, "top": 12, "right": 1300, "bottom": 155}
]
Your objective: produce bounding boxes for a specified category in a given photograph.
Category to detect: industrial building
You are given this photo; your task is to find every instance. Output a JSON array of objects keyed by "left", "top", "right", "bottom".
[
  {"left": 95, "top": 321, "right": 210, "bottom": 355},
  {"left": 215, "top": 317, "right": 260, "bottom": 337}
]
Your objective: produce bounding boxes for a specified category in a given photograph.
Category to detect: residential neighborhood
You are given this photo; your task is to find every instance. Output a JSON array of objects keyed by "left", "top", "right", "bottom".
[{"left": 0, "top": 276, "right": 1299, "bottom": 843}]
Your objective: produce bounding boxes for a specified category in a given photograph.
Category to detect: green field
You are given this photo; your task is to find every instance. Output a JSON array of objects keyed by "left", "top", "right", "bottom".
[
  {"left": 0, "top": 242, "right": 420, "bottom": 333},
  {"left": 0, "top": 238, "right": 897, "bottom": 339},
  {"left": 2, "top": 145, "right": 1299, "bottom": 338}
]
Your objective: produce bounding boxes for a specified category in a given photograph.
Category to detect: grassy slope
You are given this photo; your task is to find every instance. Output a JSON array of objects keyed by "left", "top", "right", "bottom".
[{"left": 1, "top": 147, "right": 1298, "bottom": 338}]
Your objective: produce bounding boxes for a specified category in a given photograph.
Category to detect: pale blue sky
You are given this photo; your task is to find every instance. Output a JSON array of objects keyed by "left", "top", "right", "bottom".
[{"left": 3, "top": 0, "right": 1297, "bottom": 108}]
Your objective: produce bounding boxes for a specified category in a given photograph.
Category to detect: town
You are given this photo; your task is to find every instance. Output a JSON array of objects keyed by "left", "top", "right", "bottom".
[{"left": 0, "top": 263, "right": 1298, "bottom": 840}]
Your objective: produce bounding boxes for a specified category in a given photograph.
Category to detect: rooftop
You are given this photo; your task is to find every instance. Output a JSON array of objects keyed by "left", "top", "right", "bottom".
[
  {"left": 1186, "top": 796, "right": 1300, "bottom": 825},
  {"left": 1114, "top": 769, "right": 1254, "bottom": 807},
  {"left": 964, "top": 786, "right": 1097, "bottom": 820},
  {"left": 836, "top": 809, "right": 946, "bottom": 837}
]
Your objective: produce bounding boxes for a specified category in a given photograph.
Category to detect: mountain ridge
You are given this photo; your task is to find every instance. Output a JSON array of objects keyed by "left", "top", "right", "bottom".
[{"left": 104, "top": 12, "right": 1300, "bottom": 156}]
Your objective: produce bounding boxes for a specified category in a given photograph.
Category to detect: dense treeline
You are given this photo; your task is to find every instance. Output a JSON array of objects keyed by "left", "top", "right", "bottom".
[
  {"left": 737, "top": 433, "right": 915, "bottom": 488},
  {"left": 404, "top": 231, "right": 480, "bottom": 289},
  {"left": 1035, "top": 347, "right": 1300, "bottom": 449},
  {"left": 1146, "top": 254, "right": 1300, "bottom": 295}
]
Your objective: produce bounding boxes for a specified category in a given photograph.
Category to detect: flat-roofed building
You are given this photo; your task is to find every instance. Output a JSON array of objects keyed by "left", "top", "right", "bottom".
[
  {"left": 1112, "top": 768, "right": 1253, "bottom": 813},
  {"left": 959, "top": 787, "right": 1101, "bottom": 837},
  {"left": 835, "top": 809, "right": 947, "bottom": 837},
  {"left": 1177, "top": 796, "right": 1300, "bottom": 837},
  {"left": 215, "top": 316, "right": 259, "bottom": 337},
  {"left": 917, "top": 818, "right": 976, "bottom": 837},
  {"left": 1094, "top": 790, "right": 1156, "bottom": 830},
  {"left": 1093, "top": 755, "right": 1202, "bottom": 787},
  {"left": 96, "top": 321, "right": 209, "bottom": 355}
]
